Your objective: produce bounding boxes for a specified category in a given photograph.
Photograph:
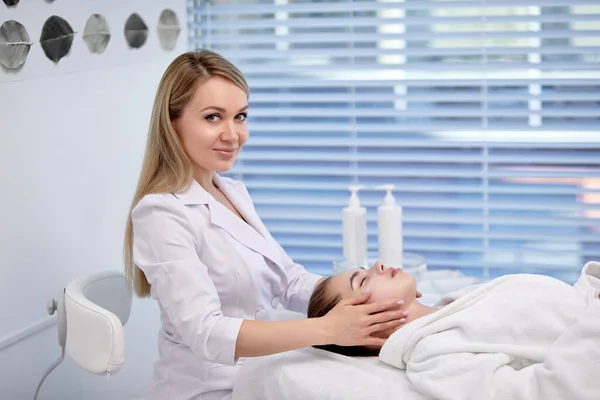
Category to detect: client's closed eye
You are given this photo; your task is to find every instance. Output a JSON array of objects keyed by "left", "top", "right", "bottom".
[{"left": 350, "top": 268, "right": 367, "bottom": 290}]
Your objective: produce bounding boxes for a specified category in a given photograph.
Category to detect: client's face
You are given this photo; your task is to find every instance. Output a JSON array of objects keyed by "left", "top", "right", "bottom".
[{"left": 328, "top": 260, "right": 417, "bottom": 305}]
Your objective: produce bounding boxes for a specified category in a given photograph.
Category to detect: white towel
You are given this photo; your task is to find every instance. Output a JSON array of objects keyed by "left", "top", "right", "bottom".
[{"left": 379, "top": 261, "right": 600, "bottom": 400}]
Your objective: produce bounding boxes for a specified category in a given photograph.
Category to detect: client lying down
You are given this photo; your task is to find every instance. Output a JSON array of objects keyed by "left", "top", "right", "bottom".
[{"left": 308, "top": 260, "right": 600, "bottom": 400}]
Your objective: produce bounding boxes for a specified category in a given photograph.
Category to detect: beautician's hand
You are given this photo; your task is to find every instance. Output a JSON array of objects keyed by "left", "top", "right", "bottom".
[{"left": 321, "top": 292, "right": 407, "bottom": 347}]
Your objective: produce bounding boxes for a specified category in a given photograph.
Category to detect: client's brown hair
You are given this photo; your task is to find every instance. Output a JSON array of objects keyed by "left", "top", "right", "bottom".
[{"left": 307, "top": 277, "right": 379, "bottom": 357}]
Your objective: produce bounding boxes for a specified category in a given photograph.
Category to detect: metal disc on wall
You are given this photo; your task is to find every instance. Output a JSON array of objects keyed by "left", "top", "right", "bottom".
[
  {"left": 157, "top": 9, "right": 180, "bottom": 51},
  {"left": 83, "top": 14, "right": 110, "bottom": 54},
  {"left": 0, "top": 20, "right": 32, "bottom": 69},
  {"left": 124, "top": 13, "right": 148, "bottom": 49},
  {"left": 40, "top": 15, "right": 75, "bottom": 63}
]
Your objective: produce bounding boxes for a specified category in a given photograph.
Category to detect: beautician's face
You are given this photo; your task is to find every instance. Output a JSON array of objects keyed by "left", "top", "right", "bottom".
[
  {"left": 328, "top": 260, "right": 417, "bottom": 305},
  {"left": 172, "top": 76, "right": 249, "bottom": 174}
]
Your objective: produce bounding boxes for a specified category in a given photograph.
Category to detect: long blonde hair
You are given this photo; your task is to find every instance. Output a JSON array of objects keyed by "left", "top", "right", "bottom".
[{"left": 123, "top": 50, "right": 249, "bottom": 297}]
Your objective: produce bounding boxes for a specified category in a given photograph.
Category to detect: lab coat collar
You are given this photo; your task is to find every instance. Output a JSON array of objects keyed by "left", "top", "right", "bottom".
[
  {"left": 172, "top": 178, "right": 209, "bottom": 205},
  {"left": 174, "top": 174, "right": 281, "bottom": 265},
  {"left": 210, "top": 175, "right": 282, "bottom": 265}
]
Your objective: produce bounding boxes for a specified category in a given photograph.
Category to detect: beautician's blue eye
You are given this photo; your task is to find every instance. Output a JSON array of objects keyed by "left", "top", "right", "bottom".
[
  {"left": 206, "top": 114, "right": 220, "bottom": 122},
  {"left": 236, "top": 113, "right": 247, "bottom": 121}
]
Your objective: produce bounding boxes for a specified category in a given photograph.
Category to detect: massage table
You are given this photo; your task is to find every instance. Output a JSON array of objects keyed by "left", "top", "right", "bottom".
[{"left": 232, "top": 347, "right": 421, "bottom": 400}]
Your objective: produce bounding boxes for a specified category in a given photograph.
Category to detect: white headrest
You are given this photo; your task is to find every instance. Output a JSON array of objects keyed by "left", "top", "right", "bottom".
[{"left": 64, "top": 271, "right": 132, "bottom": 375}]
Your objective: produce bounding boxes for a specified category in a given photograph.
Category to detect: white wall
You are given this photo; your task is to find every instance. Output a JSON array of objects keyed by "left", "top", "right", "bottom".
[{"left": 0, "top": 1, "right": 187, "bottom": 398}]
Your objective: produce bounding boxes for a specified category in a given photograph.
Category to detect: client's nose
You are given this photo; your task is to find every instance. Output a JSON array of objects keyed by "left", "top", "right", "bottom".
[{"left": 371, "top": 260, "right": 385, "bottom": 275}]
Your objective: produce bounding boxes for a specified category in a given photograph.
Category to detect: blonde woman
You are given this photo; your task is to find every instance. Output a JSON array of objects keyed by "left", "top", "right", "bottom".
[{"left": 123, "top": 50, "right": 409, "bottom": 400}]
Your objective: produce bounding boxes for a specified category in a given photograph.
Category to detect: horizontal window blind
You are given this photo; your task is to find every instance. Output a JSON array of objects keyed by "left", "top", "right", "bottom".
[{"left": 188, "top": 0, "right": 600, "bottom": 282}]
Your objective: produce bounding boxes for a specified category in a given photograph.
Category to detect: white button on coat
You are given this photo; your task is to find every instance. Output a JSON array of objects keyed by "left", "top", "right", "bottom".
[
  {"left": 271, "top": 296, "right": 280, "bottom": 308},
  {"left": 255, "top": 309, "right": 268, "bottom": 320},
  {"left": 131, "top": 173, "right": 322, "bottom": 400}
]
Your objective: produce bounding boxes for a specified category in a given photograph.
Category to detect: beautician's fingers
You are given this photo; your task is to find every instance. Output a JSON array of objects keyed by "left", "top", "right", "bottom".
[
  {"left": 366, "top": 318, "right": 406, "bottom": 335},
  {"left": 367, "top": 309, "right": 407, "bottom": 326},
  {"left": 361, "top": 298, "right": 405, "bottom": 315}
]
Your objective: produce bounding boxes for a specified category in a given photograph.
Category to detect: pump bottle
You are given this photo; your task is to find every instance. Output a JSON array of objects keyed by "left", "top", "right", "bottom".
[
  {"left": 376, "top": 184, "right": 403, "bottom": 268},
  {"left": 342, "top": 185, "right": 367, "bottom": 269}
]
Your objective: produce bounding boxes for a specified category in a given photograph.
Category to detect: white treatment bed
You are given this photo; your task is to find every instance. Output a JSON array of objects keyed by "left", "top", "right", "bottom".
[
  {"left": 232, "top": 347, "right": 421, "bottom": 400},
  {"left": 232, "top": 270, "right": 480, "bottom": 400}
]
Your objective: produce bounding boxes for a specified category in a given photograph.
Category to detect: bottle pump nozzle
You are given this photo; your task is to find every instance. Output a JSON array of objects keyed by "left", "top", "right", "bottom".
[
  {"left": 376, "top": 184, "right": 396, "bottom": 206},
  {"left": 347, "top": 185, "right": 365, "bottom": 207}
]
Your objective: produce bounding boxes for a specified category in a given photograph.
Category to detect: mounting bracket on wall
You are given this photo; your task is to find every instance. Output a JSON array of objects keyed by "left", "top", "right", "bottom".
[{"left": 34, "top": 289, "right": 67, "bottom": 400}]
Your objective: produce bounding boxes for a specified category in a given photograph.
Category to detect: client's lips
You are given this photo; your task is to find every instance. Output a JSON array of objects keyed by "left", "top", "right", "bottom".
[{"left": 391, "top": 268, "right": 402, "bottom": 278}]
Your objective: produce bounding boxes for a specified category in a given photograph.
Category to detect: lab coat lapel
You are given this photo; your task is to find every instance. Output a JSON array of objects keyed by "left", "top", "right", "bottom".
[{"left": 209, "top": 176, "right": 281, "bottom": 265}]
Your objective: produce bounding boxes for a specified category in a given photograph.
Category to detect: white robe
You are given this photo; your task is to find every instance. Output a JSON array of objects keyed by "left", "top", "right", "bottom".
[{"left": 379, "top": 261, "right": 600, "bottom": 400}]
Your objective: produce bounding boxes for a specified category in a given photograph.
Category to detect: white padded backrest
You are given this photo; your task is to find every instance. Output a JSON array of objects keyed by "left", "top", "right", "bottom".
[{"left": 64, "top": 271, "right": 132, "bottom": 375}]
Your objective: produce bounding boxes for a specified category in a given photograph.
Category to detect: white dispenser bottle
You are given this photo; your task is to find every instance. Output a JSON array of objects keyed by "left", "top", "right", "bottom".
[
  {"left": 376, "top": 185, "right": 403, "bottom": 268},
  {"left": 342, "top": 185, "right": 367, "bottom": 269}
]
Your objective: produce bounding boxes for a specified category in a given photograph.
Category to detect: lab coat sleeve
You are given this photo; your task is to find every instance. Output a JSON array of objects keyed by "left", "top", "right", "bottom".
[
  {"left": 131, "top": 194, "right": 243, "bottom": 366},
  {"left": 274, "top": 241, "right": 323, "bottom": 314},
  {"left": 406, "top": 294, "right": 600, "bottom": 400}
]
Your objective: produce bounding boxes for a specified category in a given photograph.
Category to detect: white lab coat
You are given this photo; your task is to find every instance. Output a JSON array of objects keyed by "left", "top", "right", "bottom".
[{"left": 131, "top": 173, "right": 322, "bottom": 400}]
